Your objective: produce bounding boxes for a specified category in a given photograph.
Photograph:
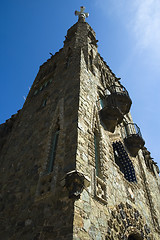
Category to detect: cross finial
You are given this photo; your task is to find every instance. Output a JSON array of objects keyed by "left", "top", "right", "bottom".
[{"left": 75, "top": 6, "right": 89, "bottom": 22}]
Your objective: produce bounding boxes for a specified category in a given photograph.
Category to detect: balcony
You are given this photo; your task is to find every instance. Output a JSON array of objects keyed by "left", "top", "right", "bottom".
[
  {"left": 99, "top": 84, "right": 132, "bottom": 133},
  {"left": 99, "top": 95, "right": 123, "bottom": 132},
  {"left": 122, "top": 123, "right": 145, "bottom": 157},
  {"left": 108, "top": 84, "right": 132, "bottom": 115}
]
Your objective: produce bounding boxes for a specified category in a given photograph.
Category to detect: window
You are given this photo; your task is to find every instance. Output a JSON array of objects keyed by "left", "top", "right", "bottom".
[
  {"left": 42, "top": 98, "right": 47, "bottom": 107},
  {"left": 100, "top": 98, "right": 104, "bottom": 109},
  {"left": 112, "top": 141, "right": 137, "bottom": 182},
  {"left": 89, "top": 50, "right": 94, "bottom": 73},
  {"left": 34, "top": 89, "right": 38, "bottom": 95},
  {"left": 114, "top": 149, "right": 125, "bottom": 175},
  {"left": 94, "top": 132, "right": 101, "bottom": 178},
  {"left": 33, "top": 78, "right": 53, "bottom": 96},
  {"left": 48, "top": 126, "right": 60, "bottom": 173}
]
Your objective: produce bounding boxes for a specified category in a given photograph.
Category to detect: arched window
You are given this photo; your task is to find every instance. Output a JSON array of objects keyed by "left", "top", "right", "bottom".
[{"left": 47, "top": 124, "right": 60, "bottom": 173}]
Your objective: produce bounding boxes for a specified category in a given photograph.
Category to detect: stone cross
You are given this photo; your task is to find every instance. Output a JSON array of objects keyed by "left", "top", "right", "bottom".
[{"left": 75, "top": 6, "right": 89, "bottom": 22}]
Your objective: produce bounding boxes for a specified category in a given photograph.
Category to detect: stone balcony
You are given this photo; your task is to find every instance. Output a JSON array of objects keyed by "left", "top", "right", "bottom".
[
  {"left": 108, "top": 84, "right": 132, "bottom": 115},
  {"left": 99, "top": 84, "right": 132, "bottom": 133},
  {"left": 122, "top": 123, "right": 145, "bottom": 157},
  {"left": 100, "top": 103, "right": 123, "bottom": 133}
]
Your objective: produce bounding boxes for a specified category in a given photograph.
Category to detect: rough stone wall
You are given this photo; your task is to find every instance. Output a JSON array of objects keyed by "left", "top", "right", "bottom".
[
  {"left": 0, "top": 31, "right": 82, "bottom": 239},
  {"left": 73, "top": 32, "right": 160, "bottom": 239}
]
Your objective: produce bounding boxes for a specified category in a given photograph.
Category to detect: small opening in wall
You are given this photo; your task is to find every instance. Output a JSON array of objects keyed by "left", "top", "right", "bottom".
[
  {"left": 128, "top": 233, "right": 143, "bottom": 240},
  {"left": 42, "top": 98, "right": 47, "bottom": 107},
  {"left": 47, "top": 123, "right": 60, "bottom": 173},
  {"left": 40, "top": 190, "right": 44, "bottom": 195}
]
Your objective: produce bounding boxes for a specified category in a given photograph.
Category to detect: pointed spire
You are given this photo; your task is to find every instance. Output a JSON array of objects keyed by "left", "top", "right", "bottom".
[{"left": 75, "top": 6, "right": 89, "bottom": 22}]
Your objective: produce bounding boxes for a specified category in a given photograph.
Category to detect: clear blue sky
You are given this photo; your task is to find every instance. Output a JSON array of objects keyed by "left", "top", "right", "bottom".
[{"left": 0, "top": 0, "right": 160, "bottom": 168}]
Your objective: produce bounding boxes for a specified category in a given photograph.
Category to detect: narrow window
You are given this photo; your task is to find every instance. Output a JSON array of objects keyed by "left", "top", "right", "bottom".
[
  {"left": 89, "top": 50, "right": 94, "bottom": 73},
  {"left": 100, "top": 98, "right": 104, "bottom": 109},
  {"left": 34, "top": 89, "right": 38, "bottom": 95},
  {"left": 94, "top": 133, "right": 101, "bottom": 177},
  {"left": 48, "top": 126, "right": 60, "bottom": 173},
  {"left": 42, "top": 98, "right": 47, "bottom": 107},
  {"left": 39, "top": 85, "right": 43, "bottom": 91}
]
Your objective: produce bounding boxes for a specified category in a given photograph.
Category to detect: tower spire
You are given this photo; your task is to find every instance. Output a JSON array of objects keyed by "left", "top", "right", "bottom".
[{"left": 75, "top": 6, "right": 89, "bottom": 22}]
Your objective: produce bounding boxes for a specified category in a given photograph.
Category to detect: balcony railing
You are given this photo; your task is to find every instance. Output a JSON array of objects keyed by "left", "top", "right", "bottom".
[
  {"left": 122, "top": 123, "right": 142, "bottom": 138},
  {"left": 109, "top": 84, "right": 130, "bottom": 96},
  {"left": 107, "top": 84, "right": 132, "bottom": 115},
  {"left": 99, "top": 84, "right": 132, "bottom": 132},
  {"left": 122, "top": 123, "right": 145, "bottom": 157}
]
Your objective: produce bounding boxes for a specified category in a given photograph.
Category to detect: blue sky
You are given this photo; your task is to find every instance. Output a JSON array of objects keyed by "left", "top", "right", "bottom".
[{"left": 0, "top": 0, "right": 160, "bottom": 168}]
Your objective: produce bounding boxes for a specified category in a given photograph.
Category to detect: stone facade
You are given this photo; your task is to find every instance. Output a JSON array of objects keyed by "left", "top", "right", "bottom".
[{"left": 0, "top": 12, "right": 160, "bottom": 240}]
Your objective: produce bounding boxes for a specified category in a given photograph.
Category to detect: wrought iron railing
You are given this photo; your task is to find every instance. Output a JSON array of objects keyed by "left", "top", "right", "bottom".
[
  {"left": 122, "top": 123, "right": 142, "bottom": 139},
  {"left": 99, "top": 95, "right": 118, "bottom": 109},
  {"left": 108, "top": 84, "right": 130, "bottom": 97},
  {"left": 99, "top": 84, "right": 130, "bottom": 108}
]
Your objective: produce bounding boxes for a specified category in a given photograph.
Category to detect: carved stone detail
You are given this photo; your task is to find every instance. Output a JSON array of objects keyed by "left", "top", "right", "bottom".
[
  {"left": 95, "top": 176, "right": 107, "bottom": 203},
  {"left": 106, "top": 202, "right": 154, "bottom": 240},
  {"left": 142, "top": 147, "right": 160, "bottom": 175}
]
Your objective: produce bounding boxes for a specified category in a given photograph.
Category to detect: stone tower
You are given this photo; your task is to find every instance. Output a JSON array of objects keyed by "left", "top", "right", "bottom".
[{"left": 0, "top": 6, "right": 160, "bottom": 240}]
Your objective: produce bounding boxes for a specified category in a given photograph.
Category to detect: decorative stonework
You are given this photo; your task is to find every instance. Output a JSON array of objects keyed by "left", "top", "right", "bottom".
[
  {"left": 142, "top": 147, "right": 160, "bottom": 175},
  {"left": 35, "top": 172, "right": 54, "bottom": 201},
  {"left": 137, "top": 153, "right": 160, "bottom": 234},
  {"left": 75, "top": 6, "right": 89, "bottom": 22},
  {"left": 127, "top": 187, "right": 135, "bottom": 203},
  {"left": 64, "top": 170, "right": 86, "bottom": 199},
  {"left": 106, "top": 202, "right": 153, "bottom": 240},
  {"left": 95, "top": 175, "right": 107, "bottom": 204}
]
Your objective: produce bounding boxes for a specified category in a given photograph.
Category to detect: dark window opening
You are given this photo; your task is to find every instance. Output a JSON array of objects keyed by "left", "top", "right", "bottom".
[
  {"left": 42, "top": 98, "right": 47, "bottom": 107},
  {"left": 112, "top": 141, "right": 137, "bottom": 182},
  {"left": 48, "top": 125, "right": 60, "bottom": 173},
  {"left": 89, "top": 50, "right": 94, "bottom": 74}
]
